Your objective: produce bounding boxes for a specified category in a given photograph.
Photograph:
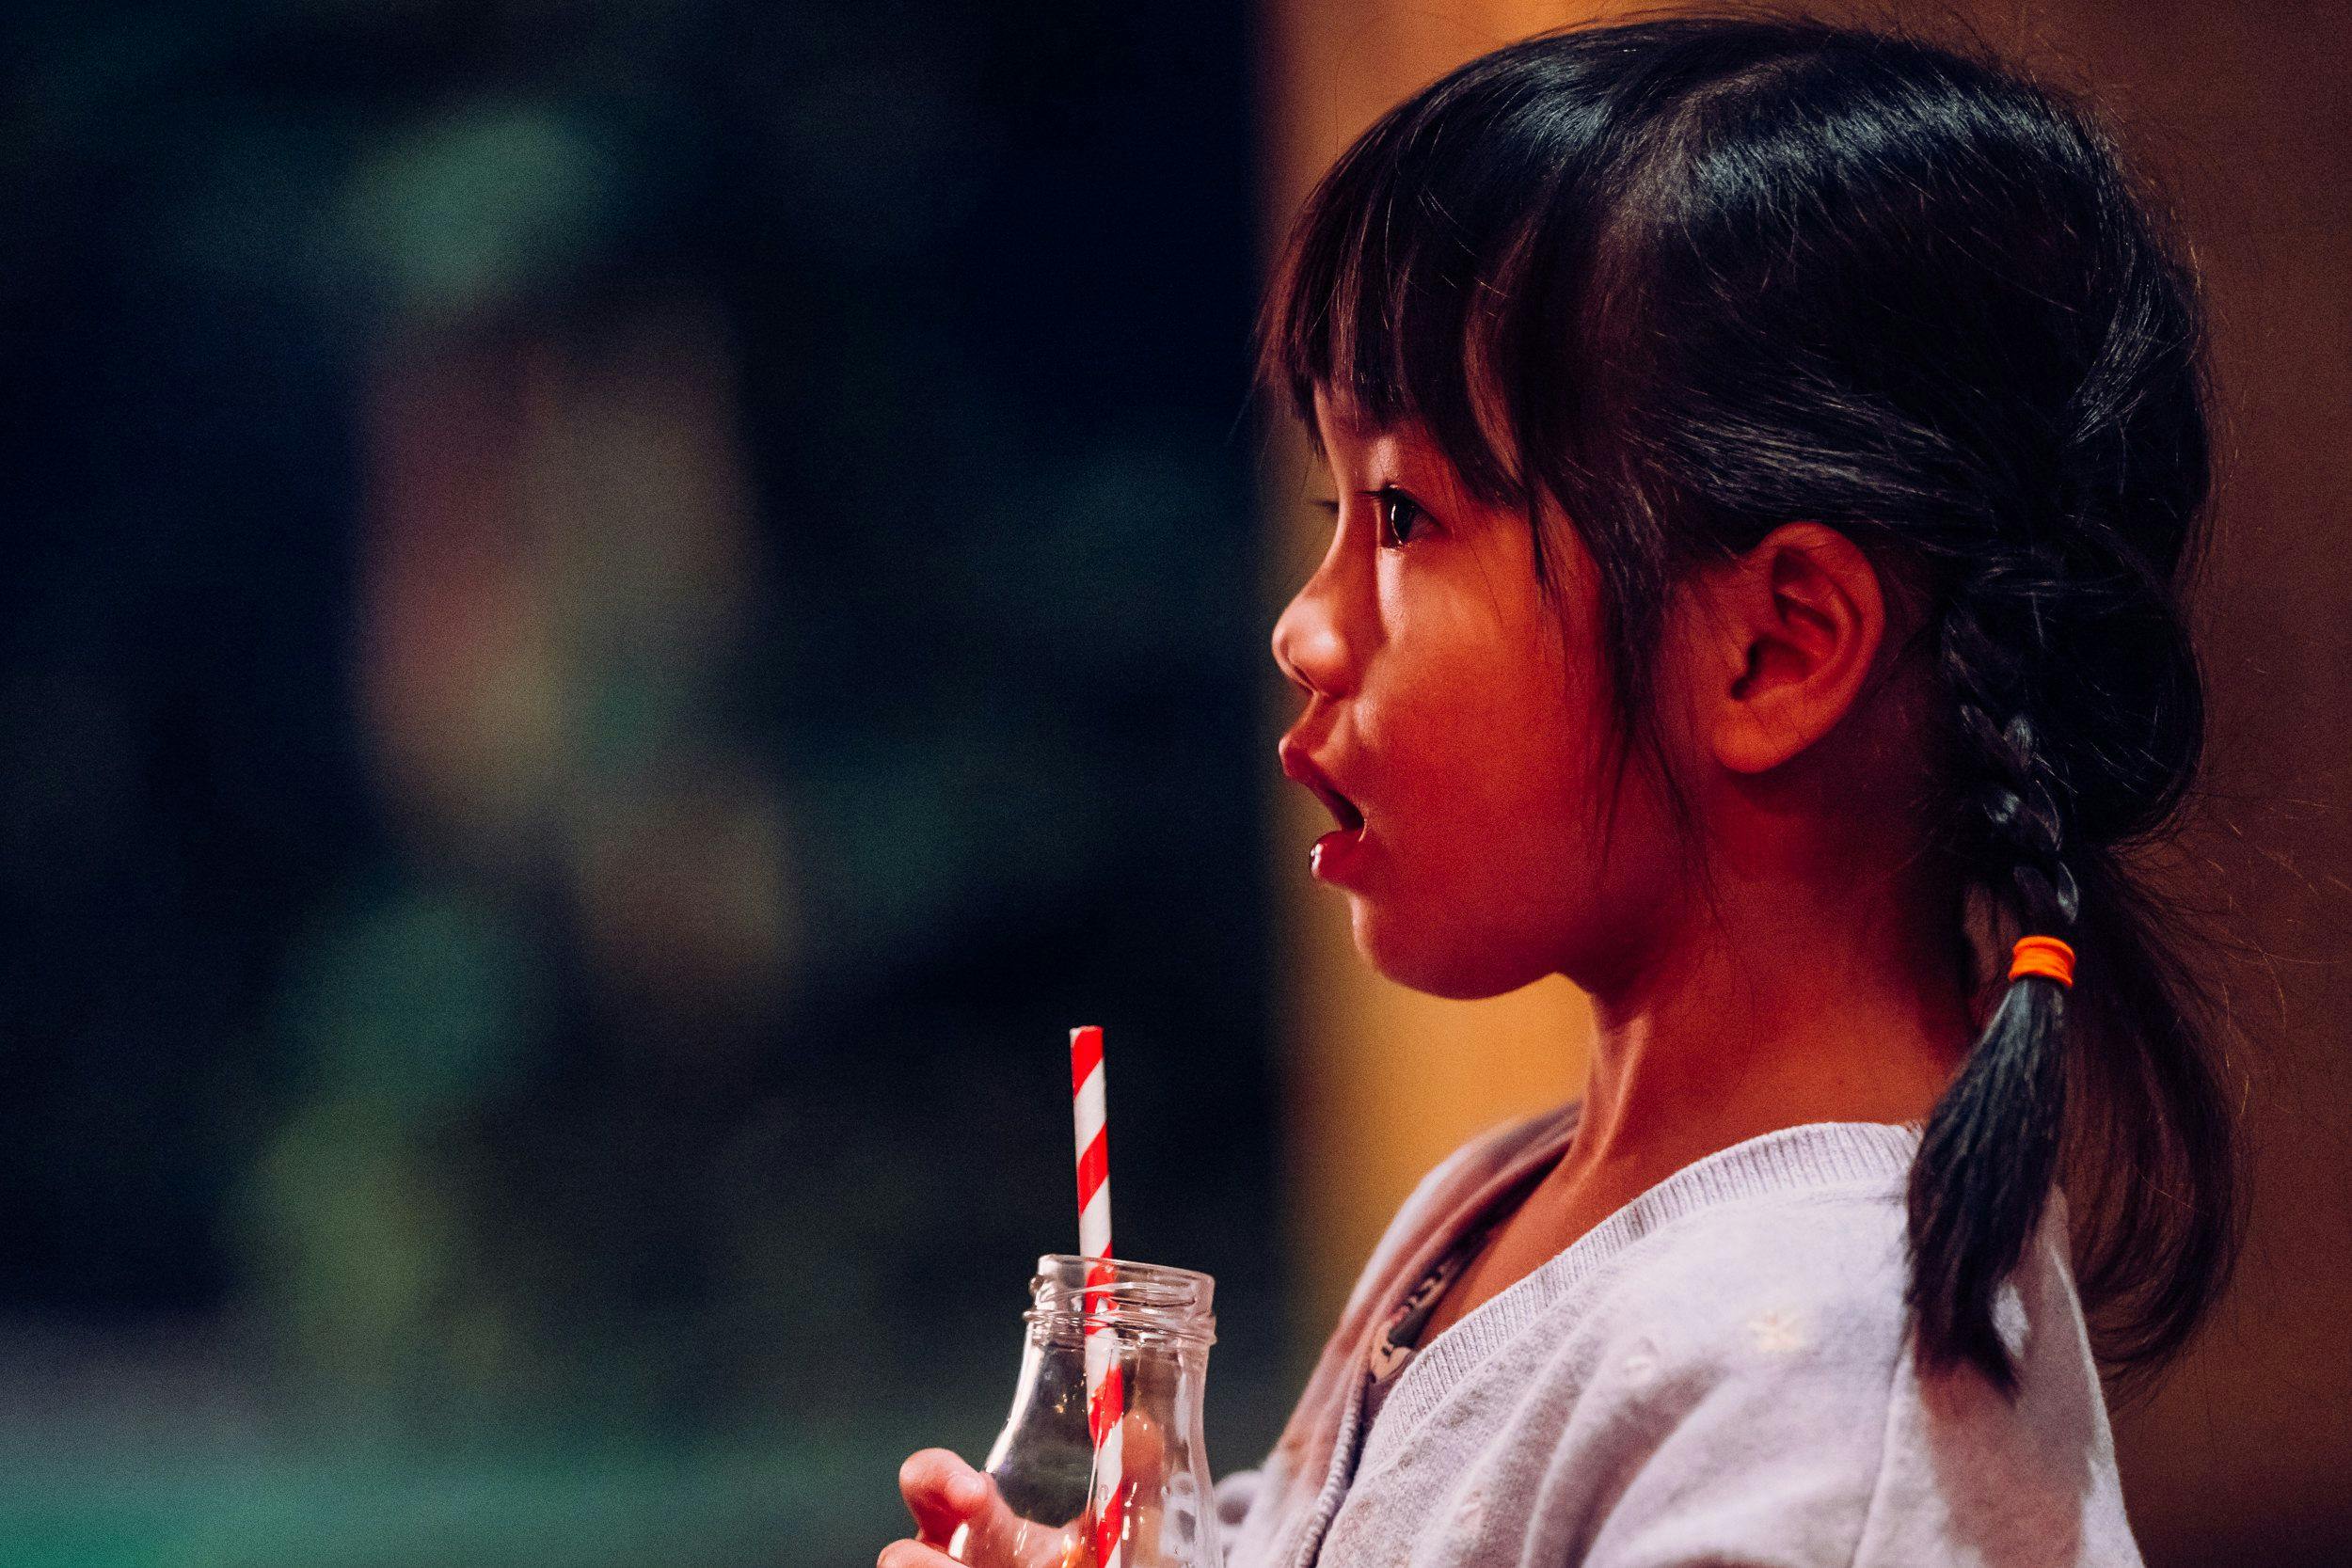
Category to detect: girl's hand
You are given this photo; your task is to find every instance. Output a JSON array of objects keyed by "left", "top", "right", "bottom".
[{"left": 884, "top": 1449, "right": 1076, "bottom": 1568}]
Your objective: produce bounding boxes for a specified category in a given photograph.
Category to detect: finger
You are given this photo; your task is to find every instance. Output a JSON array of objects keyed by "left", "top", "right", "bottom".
[
  {"left": 1112, "top": 1406, "right": 1168, "bottom": 1560},
  {"left": 1119, "top": 1406, "right": 1167, "bottom": 1494},
  {"left": 947, "top": 1475, "right": 1071, "bottom": 1568},
  {"left": 879, "top": 1539, "right": 965, "bottom": 1568},
  {"left": 899, "top": 1449, "right": 991, "bottom": 1544}
]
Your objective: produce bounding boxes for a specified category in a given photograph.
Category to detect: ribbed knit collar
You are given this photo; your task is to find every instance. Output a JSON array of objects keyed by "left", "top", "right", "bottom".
[
  {"left": 1359, "top": 1119, "right": 1927, "bottom": 1449},
  {"left": 1263, "top": 1110, "right": 1935, "bottom": 1568}
]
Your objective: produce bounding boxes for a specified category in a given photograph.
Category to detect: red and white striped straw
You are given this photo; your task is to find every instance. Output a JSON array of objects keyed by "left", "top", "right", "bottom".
[{"left": 1070, "top": 1024, "right": 1126, "bottom": 1568}]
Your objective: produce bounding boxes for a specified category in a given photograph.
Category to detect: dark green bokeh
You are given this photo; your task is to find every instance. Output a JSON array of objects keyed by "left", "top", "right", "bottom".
[{"left": 0, "top": 2, "right": 1283, "bottom": 1561}]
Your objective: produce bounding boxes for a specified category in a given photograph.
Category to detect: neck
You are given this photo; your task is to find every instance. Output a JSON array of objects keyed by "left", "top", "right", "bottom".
[{"left": 1560, "top": 846, "right": 1974, "bottom": 1191}]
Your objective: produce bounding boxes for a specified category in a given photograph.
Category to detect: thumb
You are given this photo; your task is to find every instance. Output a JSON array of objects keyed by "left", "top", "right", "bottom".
[
  {"left": 902, "top": 1451, "right": 1069, "bottom": 1566},
  {"left": 900, "top": 1449, "right": 992, "bottom": 1545}
]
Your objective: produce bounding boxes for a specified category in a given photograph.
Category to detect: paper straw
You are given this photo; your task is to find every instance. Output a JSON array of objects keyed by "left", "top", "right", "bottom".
[{"left": 1071, "top": 1024, "right": 1126, "bottom": 1568}]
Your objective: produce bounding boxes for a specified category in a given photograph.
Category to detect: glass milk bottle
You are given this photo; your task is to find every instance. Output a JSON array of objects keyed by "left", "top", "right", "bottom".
[{"left": 952, "top": 1255, "right": 1220, "bottom": 1568}]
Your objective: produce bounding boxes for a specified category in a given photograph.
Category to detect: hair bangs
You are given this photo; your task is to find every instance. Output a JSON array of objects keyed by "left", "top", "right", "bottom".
[{"left": 1258, "top": 88, "right": 1540, "bottom": 506}]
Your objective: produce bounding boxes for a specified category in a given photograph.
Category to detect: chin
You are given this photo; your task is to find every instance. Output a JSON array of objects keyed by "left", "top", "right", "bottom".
[{"left": 1351, "top": 902, "right": 1552, "bottom": 1000}]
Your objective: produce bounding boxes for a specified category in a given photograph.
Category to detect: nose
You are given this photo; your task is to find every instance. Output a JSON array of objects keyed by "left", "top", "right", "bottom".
[{"left": 1270, "top": 550, "right": 1354, "bottom": 701}]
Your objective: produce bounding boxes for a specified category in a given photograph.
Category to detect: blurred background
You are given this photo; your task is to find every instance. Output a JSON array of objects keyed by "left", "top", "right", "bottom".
[
  {"left": 0, "top": 2, "right": 2344, "bottom": 1566},
  {"left": 0, "top": 1, "right": 1280, "bottom": 1561}
]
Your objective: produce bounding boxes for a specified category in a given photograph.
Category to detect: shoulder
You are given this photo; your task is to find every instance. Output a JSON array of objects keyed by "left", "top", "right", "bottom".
[
  {"left": 1552, "top": 1184, "right": 2142, "bottom": 1566},
  {"left": 1560, "top": 1180, "right": 1919, "bottom": 1456},
  {"left": 1853, "top": 1189, "right": 2145, "bottom": 1564},
  {"left": 1581, "top": 1178, "right": 1916, "bottom": 1376}
]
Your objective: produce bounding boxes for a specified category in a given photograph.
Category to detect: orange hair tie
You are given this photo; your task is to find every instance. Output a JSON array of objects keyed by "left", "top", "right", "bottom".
[{"left": 2009, "top": 936, "right": 2076, "bottom": 988}]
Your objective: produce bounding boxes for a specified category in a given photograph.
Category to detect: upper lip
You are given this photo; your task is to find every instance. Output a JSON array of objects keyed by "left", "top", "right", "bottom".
[{"left": 1279, "top": 735, "right": 1365, "bottom": 833}]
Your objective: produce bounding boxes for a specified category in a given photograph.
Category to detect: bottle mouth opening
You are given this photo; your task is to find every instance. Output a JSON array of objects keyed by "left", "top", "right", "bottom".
[{"left": 1026, "top": 1253, "right": 1216, "bottom": 1344}]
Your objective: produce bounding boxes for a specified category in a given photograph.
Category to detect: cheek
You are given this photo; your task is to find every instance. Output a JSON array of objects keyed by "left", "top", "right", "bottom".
[
  {"left": 1359, "top": 755, "right": 1680, "bottom": 1000},
  {"left": 1343, "top": 532, "right": 1691, "bottom": 996},
  {"left": 1351, "top": 673, "right": 1619, "bottom": 995}
]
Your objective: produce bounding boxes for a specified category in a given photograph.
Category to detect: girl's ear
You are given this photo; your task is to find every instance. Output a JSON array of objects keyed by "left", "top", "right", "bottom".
[{"left": 1690, "top": 522, "right": 1887, "bottom": 774}]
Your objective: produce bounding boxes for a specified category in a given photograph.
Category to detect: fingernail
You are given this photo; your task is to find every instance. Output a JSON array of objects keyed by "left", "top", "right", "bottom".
[{"left": 951, "top": 1472, "right": 986, "bottom": 1509}]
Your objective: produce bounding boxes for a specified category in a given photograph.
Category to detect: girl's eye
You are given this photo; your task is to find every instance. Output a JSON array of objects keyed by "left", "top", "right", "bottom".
[{"left": 1375, "top": 485, "right": 1429, "bottom": 547}]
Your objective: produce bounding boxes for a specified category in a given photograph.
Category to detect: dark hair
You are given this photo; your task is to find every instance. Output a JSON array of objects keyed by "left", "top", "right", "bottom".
[{"left": 1262, "top": 14, "right": 2242, "bottom": 1396}]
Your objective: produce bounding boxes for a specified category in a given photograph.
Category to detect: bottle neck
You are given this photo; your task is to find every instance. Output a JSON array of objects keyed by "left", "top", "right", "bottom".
[
  {"left": 1027, "top": 1254, "right": 1216, "bottom": 1354},
  {"left": 979, "top": 1256, "right": 1224, "bottom": 1566}
]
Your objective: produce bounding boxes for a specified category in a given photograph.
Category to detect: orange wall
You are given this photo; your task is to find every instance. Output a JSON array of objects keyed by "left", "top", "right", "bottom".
[{"left": 1255, "top": 5, "right": 2352, "bottom": 1562}]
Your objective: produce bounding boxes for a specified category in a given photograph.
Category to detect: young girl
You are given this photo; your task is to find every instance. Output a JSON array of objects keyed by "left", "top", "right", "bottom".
[{"left": 888, "top": 15, "right": 2240, "bottom": 1565}]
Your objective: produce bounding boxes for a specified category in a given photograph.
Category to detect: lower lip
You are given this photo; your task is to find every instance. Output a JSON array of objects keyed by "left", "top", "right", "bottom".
[{"left": 1311, "top": 827, "right": 1369, "bottom": 883}]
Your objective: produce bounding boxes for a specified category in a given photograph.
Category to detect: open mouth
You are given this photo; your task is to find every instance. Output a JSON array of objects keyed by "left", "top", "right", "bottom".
[
  {"left": 1309, "top": 777, "right": 1364, "bottom": 835},
  {"left": 1279, "top": 742, "right": 1365, "bottom": 835},
  {"left": 1279, "top": 738, "right": 1373, "bottom": 883}
]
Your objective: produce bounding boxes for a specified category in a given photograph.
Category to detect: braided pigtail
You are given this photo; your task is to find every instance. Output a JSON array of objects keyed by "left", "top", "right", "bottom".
[{"left": 1905, "top": 615, "right": 2084, "bottom": 1392}]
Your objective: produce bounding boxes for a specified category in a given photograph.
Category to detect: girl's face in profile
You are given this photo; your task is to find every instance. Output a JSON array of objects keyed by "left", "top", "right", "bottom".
[{"left": 1273, "top": 391, "right": 1687, "bottom": 1000}]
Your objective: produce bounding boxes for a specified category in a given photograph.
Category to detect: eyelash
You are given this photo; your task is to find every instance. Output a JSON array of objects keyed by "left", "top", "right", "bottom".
[{"left": 1311, "top": 486, "right": 1432, "bottom": 548}]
